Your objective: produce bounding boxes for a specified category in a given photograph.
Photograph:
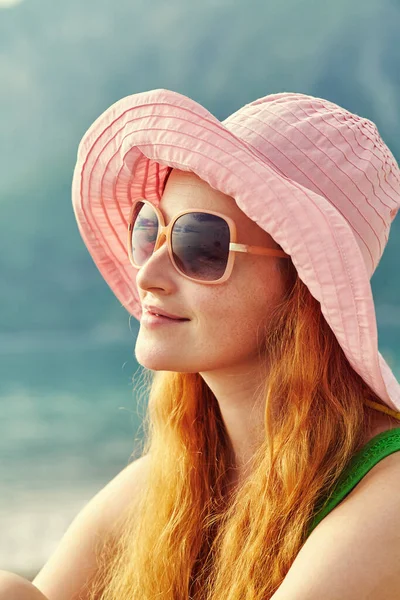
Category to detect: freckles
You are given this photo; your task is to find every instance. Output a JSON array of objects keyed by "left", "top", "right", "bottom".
[
  {"left": 232, "top": 279, "right": 276, "bottom": 335},
  {"left": 193, "top": 262, "right": 274, "bottom": 329}
]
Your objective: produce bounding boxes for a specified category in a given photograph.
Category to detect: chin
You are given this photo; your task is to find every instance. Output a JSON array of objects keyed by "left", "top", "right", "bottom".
[
  {"left": 134, "top": 336, "right": 222, "bottom": 373},
  {"left": 135, "top": 345, "right": 186, "bottom": 372}
]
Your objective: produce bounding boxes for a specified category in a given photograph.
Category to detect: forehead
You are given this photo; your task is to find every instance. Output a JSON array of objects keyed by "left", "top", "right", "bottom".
[{"left": 160, "top": 168, "right": 237, "bottom": 218}]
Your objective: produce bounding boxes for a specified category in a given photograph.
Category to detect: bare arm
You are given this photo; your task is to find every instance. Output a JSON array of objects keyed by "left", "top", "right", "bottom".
[{"left": 0, "top": 571, "right": 49, "bottom": 600}]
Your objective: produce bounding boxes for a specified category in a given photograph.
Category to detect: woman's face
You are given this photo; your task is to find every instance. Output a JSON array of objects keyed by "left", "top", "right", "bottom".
[{"left": 134, "top": 169, "right": 288, "bottom": 374}]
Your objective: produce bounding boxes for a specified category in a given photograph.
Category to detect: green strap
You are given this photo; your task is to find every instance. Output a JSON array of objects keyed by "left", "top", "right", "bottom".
[{"left": 308, "top": 427, "right": 400, "bottom": 536}]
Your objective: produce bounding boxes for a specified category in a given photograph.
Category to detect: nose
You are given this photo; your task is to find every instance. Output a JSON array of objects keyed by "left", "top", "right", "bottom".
[{"left": 135, "top": 232, "right": 175, "bottom": 291}]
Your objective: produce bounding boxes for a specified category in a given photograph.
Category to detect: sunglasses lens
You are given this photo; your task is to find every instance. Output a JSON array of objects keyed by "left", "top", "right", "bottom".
[
  {"left": 130, "top": 203, "right": 231, "bottom": 281},
  {"left": 171, "top": 212, "right": 230, "bottom": 281},
  {"left": 130, "top": 202, "right": 159, "bottom": 266}
]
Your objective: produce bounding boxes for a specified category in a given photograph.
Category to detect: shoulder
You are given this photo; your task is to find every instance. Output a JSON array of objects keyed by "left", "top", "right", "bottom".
[
  {"left": 271, "top": 451, "right": 400, "bottom": 599},
  {"left": 65, "top": 452, "right": 152, "bottom": 543},
  {"left": 98, "top": 453, "right": 151, "bottom": 533}
]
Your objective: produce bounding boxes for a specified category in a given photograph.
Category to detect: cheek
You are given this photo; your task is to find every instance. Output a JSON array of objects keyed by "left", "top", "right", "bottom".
[
  {"left": 195, "top": 269, "right": 279, "bottom": 350},
  {"left": 223, "top": 293, "right": 270, "bottom": 344}
]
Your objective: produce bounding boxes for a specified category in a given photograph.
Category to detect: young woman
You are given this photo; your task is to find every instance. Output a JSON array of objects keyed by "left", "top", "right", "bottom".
[{"left": 5, "top": 89, "right": 400, "bottom": 599}]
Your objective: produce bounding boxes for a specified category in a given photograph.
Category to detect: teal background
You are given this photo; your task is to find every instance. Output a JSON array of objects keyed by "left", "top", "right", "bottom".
[{"left": 0, "top": 0, "right": 399, "bottom": 577}]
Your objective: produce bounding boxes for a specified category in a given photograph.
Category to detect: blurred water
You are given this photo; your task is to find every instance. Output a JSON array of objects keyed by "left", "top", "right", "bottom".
[{"left": 0, "top": 337, "right": 146, "bottom": 577}]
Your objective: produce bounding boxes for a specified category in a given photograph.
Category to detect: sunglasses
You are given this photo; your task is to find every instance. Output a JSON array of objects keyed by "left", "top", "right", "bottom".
[{"left": 127, "top": 199, "right": 290, "bottom": 284}]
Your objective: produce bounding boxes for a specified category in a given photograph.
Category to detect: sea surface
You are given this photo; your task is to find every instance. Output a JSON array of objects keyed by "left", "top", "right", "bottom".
[{"left": 0, "top": 331, "right": 147, "bottom": 579}]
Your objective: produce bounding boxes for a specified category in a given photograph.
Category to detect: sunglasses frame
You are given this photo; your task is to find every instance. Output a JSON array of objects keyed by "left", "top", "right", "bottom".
[{"left": 127, "top": 198, "right": 290, "bottom": 285}]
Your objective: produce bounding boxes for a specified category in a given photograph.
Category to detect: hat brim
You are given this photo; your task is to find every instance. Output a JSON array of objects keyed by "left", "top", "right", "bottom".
[{"left": 72, "top": 88, "right": 400, "bottom": 411}]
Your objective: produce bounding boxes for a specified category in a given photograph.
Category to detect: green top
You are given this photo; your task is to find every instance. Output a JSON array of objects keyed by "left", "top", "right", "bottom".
[{"left": 308, "top": 427, "right": 400, "bottom": 536}]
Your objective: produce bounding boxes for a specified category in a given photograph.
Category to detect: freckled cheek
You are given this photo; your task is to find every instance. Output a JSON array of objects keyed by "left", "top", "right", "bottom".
[
  {"left": 189, "top": 272, "right": 274, "bottom": 339},
  {"left": 198, "top": 303, "right": 262, "bottom": 344},
  {"left": 225, "top": 288, "right": 275, "bottom": 340},
  {"left": 191, "top": 296, "right": 236, "bottom": 335}
]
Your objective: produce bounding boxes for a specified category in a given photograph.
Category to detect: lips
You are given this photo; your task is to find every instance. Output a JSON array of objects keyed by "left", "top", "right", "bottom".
[{"left": 143, "top": 305, "right": 189, "bottom": 321}]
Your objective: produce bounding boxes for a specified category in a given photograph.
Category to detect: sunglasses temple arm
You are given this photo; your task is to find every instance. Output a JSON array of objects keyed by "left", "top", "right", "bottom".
[{"left": 230, "top": 243, "right": 290, "bottom": 258}]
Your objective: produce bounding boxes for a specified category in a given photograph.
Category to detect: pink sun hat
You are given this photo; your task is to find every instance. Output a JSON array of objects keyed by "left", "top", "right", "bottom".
[{"left": 71, "top": 88, "right": 400, "bottom": 414}]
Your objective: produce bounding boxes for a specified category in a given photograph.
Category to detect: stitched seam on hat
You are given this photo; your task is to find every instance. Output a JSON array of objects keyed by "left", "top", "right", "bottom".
[
  {"left": 113, "top": 161, "right": 129, "bottom": 227},
  {"left": 301, "top": 100, "right": 399, "bottom": 199},
  {"left": 75, "top": 197, "right": 134, "bottom": 311},
  {"left": 298, "top": 102, "right": 399, "bottom": 205},
  {"left": 293, "top": 102, "right": 390, "bottom": 230},
  {"left": 93, "top": 151, "right": 134, "bottom": 292},
  {"left": 230, "top": 116, "right": 376, "bottom": 272},
  {"left": 254, "top": 104, "right": 385, "bottom": 256},
  {"left": 306, "top": 106, "right": 400, "bottom": 258},
  {"left": 80, "top": 100, "right": 250, "bottom": 169},
  {"left": 298, "top": 104, "right": 400, "bottom": 268},
  {"left": 356, "top": 125, "right": 400, "bottom": 192}
]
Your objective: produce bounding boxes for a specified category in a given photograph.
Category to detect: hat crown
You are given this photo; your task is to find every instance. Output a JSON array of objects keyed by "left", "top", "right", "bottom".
[{"left": 223, "top": 93, "right": 400, "bottom": 277}]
